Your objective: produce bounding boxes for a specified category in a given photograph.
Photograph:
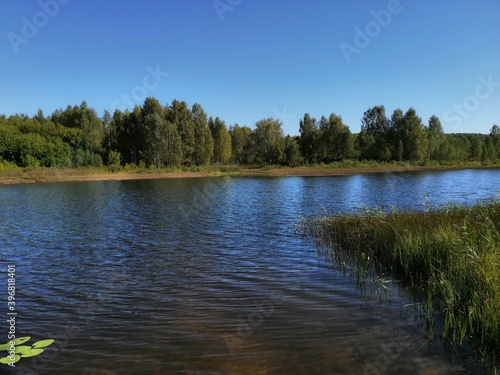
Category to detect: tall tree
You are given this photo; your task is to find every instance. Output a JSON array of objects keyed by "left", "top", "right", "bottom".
[
  {"left": 489, "top": 125, "right": 500, "bottom": 160},
  {"left": 168, "top": 100, "right": 195, "bottom": 165},
  {"left": 359, "top": 105, "right": 391, "bottom": 160},
  {"left": 79, "top": 101, "right": 105, "bottom": 153},
  {"left": 470, "top": 136, "right": 483, "bottom": 161},
  {"left": 142, "top": 97, "right": 164, "bottom": 119},
  {"left": 283, "top": 135, "right": 302, "bottom": 166},
  {"left": 209, "top": 117, "right": 232, "bottom": 164},
  {"left": 192, "top": 103, "right": 214, "bottom": 166},
  {"left": 130, "top": 105, "right": 144, "bottom": 164},
  {"left": 318, "top": 113, "right": 352, "bottom": 162},
  {"left": 111, "top": 109, "right": 132, "bottom": 163},
  {"left": 51, "top": 102, "right": 105, "bottom": 153},
  {"left": 164, "top": 121, "right": 182, "bottom": 166},
  {"left": 102, "top": 110, "right": 113, "bottom": 151},
  {"left": 251, "top": 118, "right": 284, "bottom": 165},
  {"left": 229, "top": 124, "right": 252, "bottom": 164},
  {"left": 34, "top": 108, "right": 47, "bottom": 125},
  {"left": 403, "top": 108, "right": 427, "bottom": 161},
  {"left": 482, "top": 136, "right": 497, "bottom": 161},
  {"left": 388, "top": 108, "right": 405, "bottom": 161},
  {"left": 298, "top": 113, "right": 319, "bottom": 164},
  {"left": 427, "top": 115, "right": 445, "bottom": 159},
  {"left": 143, "top": 112, "right": 167, "bottom": 168}
]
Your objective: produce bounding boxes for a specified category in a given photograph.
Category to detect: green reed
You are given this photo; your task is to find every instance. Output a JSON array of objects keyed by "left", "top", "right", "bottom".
[{"left": 300, "top": 200, "right": 500, "bottom": 366}]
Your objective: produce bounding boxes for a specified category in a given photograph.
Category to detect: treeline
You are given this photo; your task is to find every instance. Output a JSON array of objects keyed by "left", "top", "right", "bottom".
[{"left": 0, "top": 98, "right": 499, "bottom": 170}]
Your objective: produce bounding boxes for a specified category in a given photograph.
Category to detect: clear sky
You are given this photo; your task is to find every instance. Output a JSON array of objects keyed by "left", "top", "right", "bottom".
[{"left": 0, "top": 0, "right": 499, "bottom": 135}]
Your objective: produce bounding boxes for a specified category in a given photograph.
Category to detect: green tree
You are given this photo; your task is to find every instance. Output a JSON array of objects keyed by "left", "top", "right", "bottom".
[
  {"left": 168, "top": 100, "right": 195, "bottom": 165},
  {"left": 192, "top": 103, "right": 214, "bottom": 166},
  {"left": 388, "top": 108, "right": 427, "bottom": 161},
  {"left": 251, "top": 118, "right": 284, "bottom": 165},
  {"left": 78, "top": 101, "right": 105, "bottom": 153},
  {"left": 209, "top": 117, "right": 232, "bottom": 164},
  {"left": 51, "top": 102, "right": 105, "bottom": 154},
  {"left": 129, "top": 106, "right": 144, "bottom": 164},
  {"left": 470, "top": 136, "right": 483, "bottom": 161},
  {"left": 229, "top": 124, "right": 252, "bottom": 164},
  {"left": 143, "top": 113, "right": 168, "bottom": 168},
  {"left": 140, "top": 98, "right": 169, "bottom": 167},
  {"left": 489, "top": 125, "right": 500, "bottom": 159},
  {"left": 482, "top": 136, "right": 497, "bottom": 161},
  {"left": 490, "top": 124, "right": 500, "bottom": 136},
  {"left": 102, "top": 110, "right": 113, "bottom": 151},
  {"left": 427, "top": 115, "right": 444, "bottom": 160},
  {"left": 34, "top": 108, "right": 48, "bottom": 125},
  {"left": 388, "top": 108, "right": 405, "bottom": 161},
  {"left": 283, "top": 135, "right": 302, "bottom": 166},
  {"left": 298, "top": 113, "right": 319, "bottom": 164},
  {"left": 107, "top": 150, "right": 121, "bottom": 171},
  {"left": 358, "top": 105, "right": 391, "bottom": 160},
  {"left": 403, "top": 108, "right": 427, "bottom": 161},
  {"left": 318, "top": 114, "right": 352, "bottom": 162},
  {"left": 164, "top": 122, "right": 182, "bottom": 167},
  {"left": 110, "top": 109, "right": 134, "bottom": 164}
]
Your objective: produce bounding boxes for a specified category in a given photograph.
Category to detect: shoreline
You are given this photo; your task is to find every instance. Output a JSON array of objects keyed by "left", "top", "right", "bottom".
[{"left": 0, "top": 164, "right": 498, "bottom": 186}]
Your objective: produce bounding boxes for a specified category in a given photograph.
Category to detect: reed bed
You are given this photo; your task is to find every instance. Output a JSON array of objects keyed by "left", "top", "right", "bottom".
[{"left": 301, "top": 200, "right": 500, "bottom": 365}]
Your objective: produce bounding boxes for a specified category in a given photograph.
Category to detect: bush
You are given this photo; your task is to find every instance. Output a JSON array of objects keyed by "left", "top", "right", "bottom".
[{"left": 107, "top": 150, "right": 121, "bottom": 172}]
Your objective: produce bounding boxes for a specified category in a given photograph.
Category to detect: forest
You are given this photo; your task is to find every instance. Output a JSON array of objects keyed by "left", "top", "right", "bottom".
[{"left": 0, "top": 97, "right": 499, "bottom": 171}]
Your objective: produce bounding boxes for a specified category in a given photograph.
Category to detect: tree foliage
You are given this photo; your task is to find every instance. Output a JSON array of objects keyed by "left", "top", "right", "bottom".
[
  {"left": 299, "top": 113, "right": 319, "bottom": 164},
  {"left": 0, "top": 99, "right": 498, "bottom": 171},
  {"left": 318, "top": 114, "right": 352, "bottom": 162},
  {"left": 250, "top": 118, "right": 284, "bottom": 165},
  {"left": 209, "top": 117, "right": 232, "bottom": 164},
  {"left": 192, "top": 103, "right": 214, "bottom": 166}
]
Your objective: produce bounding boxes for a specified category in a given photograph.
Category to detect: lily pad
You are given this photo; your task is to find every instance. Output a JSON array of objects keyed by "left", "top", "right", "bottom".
[
  {"left": 13, "top": 337, "right": 31, "bottom": 346},
  {"left": 32, "top": 339, "right": 54, "bottom": 349},
  {"left": 16, "top": 345, "right": 31, "bottom": 354},
  {"left": 20, "top": 348, "right": 44, "bottom": 358},
  {"left": 0, "top": 355, "right": 20, "bottom": 364},
  {"left": 14, "top": 346, "right": 31, "bottom": 354}
]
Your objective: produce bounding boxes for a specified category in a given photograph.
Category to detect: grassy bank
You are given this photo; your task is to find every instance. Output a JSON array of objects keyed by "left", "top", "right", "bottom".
[
  {"left": 0, "top": 160, "right": 499, "bottom": 186},
  {"left": 301, "top": 201, "right": 500, "bottom": 366}
]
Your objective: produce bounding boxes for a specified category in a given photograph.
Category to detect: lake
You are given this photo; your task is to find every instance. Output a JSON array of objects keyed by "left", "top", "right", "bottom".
[{"left": 1, "top": 169, "right": 499, "bottom": 374}]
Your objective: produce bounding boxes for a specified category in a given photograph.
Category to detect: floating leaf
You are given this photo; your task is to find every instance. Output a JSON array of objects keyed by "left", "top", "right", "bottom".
[
  {"left": 13, "top": 337, "right": 30, "bottom": 346},
  {"left": 32, "top": 339, "right": 54, "bottom": 349},
  {"left": 0, "top": 355, "right": 20, "bottom": 364},
  {"left": 20, "top": 349, "right": 44, "bottom": 358},
  {"left": 0, "top": 343, "right": 10, "bottom": 351},
  {"left": 14, "top": 346, "right": 31, "bottom": 354}
]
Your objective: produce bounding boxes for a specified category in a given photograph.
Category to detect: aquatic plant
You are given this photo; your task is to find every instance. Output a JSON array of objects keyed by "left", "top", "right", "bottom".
[
  {"left": 0, "top": 337, "right": 54, "bottom": 365},
  {"left": 300, "top": 200, "right": 500, "bottom": 367}
]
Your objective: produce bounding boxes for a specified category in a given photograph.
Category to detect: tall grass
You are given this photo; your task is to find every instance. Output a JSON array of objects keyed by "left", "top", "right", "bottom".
[
  {"left": 301, "top": 200, "right": 500, "bottom": 366},
  {"left": 307, "top": 159, "right": 500, "bottom": 169}
]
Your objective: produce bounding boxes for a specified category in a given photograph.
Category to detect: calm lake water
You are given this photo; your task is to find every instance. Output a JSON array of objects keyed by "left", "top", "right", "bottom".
[{"left": 0, "top": 169, "right": 499, "bottom": 375}]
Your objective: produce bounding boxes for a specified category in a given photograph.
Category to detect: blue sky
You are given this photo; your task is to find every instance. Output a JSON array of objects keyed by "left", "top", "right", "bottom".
[{"left": 0, "top": 0, "right": 499, "bottom": 135}]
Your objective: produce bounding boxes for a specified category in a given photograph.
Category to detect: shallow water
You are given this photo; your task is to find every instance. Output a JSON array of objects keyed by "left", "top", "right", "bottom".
[{"left": 0, "top": 169, "right": 499, "bottom": 374}]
